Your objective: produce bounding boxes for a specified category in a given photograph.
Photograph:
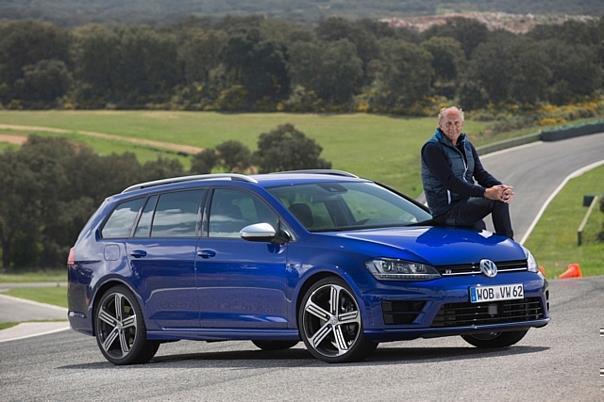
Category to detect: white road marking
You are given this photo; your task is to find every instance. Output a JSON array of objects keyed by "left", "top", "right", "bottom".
[{"left": 520, "top": 159, "right": 604, "bottom": 245}]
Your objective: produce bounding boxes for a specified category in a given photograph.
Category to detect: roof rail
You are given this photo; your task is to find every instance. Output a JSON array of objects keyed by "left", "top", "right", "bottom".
[
  {"left": 273, "top": 169, "right": 359, "bottom": 178},
  {"left": 122, "top": 173, "right": 257, "bottom": 193}
]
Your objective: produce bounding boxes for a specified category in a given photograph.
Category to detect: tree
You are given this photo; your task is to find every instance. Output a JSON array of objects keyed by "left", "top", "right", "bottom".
[
  {"left": 16, "top": 59, "right": 71, "bottom": 104},
  {"left": 421, "top": 37, "right": 465, "bottom": 83},
  {"left": 457, "top": 80, "right": 489, "bottom": 110},
  {"left": 317, "top": 17, "right": 380, "bottom": 76},
  {"left": 543, "top": 41, "right": 602, "bottom": 104},
  {"left": 370, "top": 39, "right": 433, "bottom": 110},
  {"left": 466, "top": 36, "right": 515, "bottom": 103},
  {"left": 318, "top": 40, "right": 363, "bottom": 104},
  {"left": 223, "top": 29, "right": 290, "bottom": 103},
  {"left": 0, "top": 20, "right": 69, "bottom": 103},
  {"left": 140, "top": 158, "right": 184, "bottom": 182},
  {"left": 112, "top": 27, "right": 181, "bottom": 104},
  {"left": 216, "top": 140, "right": 252, "bottom": 172},
  {"left": 71, "top": 24, "right": 121, "bottom": 105},
  {"left": 254, "top": 124, "right": 331, "bottom": 173},
  {"left": 423, "top": 18, "right": 489, "bottom": 58},
  {"left": 288, "top": 39, "right": 363, "bottom": 105},
  {"left": 177, "top": 29, "right": 227, "bottom": 84},
  {"left": 508, "top": 39, "right": 551, "bottom": 104},
  {"left": 190, "top": 149, "right": 218, "bottom": 174}
]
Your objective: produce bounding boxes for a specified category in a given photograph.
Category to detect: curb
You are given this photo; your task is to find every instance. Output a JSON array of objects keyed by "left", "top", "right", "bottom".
[{"left": 476, "top": 120, "right": 604, "bottom": 156}]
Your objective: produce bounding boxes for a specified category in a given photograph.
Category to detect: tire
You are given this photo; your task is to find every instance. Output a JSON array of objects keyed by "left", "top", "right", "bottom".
[
  {"left": 252, "top": 340, "right": 299, "bottom": 351},
  {"left": 94, "top": 285, "right": 160, "bottom": 365},
  {"left": 298, "top": 276, "right": 377, "bottom": 363},
  {"left": 461, "top": 329, "right": 529, "bottom": 348}
]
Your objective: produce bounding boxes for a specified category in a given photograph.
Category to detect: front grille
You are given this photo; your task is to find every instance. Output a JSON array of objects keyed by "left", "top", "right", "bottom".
[
  {"left": 382, "top": 300, "right": 425, "bottom": 325},
  {"left": 431, "top": 297, "right": 544, "bottom": 328},
  {"left": 436, "top": 259, "right": 527, "bottom": 276}
]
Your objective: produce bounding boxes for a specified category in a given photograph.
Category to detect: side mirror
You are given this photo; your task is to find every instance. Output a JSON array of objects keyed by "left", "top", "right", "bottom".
[{"left": 240, "top": 223, "right": 277, "bottom": 242}]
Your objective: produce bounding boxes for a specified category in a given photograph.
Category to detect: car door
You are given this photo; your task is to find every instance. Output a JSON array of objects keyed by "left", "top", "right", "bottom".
[
  {"left": 196, "top": 187, "right": 289, "bottom": 329},
  {"left": 126, "top": 189, "right": 207, "bottom": 330}
]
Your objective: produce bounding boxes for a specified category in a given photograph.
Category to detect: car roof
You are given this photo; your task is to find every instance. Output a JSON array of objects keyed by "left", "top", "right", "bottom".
[
  {"left": 251, "top": 173, "right": 369, "bottom": 188},
  {"left": 120, "top": 170, "right": 369, "bottom": 194}
]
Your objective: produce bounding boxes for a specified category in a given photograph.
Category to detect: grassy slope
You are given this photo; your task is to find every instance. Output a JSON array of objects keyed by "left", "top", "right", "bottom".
[
  {"left": 6, "top": 287, "right": 67, "bottom": 308},
  {"left": 0, "top": 128, "right": 191, "bottom": 167},
  {"left": 0, "top": 111, "right": 487, "bottom": 195},
  {"left": 525, "top": 165, "right": 604, "bottom": 278}
]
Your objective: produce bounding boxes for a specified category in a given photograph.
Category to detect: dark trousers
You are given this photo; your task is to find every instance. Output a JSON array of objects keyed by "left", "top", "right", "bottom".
[{"left": 435, "top": 197, "right": 514, "bottom": 239}]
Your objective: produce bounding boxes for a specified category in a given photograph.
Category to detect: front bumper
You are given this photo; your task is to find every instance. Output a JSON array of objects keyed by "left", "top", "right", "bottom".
[{"left": 359, "top": 271, "right": 549, "bottom": 342}]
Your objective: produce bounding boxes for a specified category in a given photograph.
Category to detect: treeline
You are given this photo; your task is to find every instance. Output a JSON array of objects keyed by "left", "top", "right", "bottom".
[
  {"left": 2, "top": 1, "right": 603, "bottom": 25},
  {"left": 0, "top": 16, "right": 602, "bottom": 113},
  {"left": 0, "top": 125, "right": 329, "bottom": 270}
]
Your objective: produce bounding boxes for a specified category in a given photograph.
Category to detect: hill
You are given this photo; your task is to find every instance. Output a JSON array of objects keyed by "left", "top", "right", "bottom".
[{"left": 1, "top": 0, "right": 602, "bottom": 25}]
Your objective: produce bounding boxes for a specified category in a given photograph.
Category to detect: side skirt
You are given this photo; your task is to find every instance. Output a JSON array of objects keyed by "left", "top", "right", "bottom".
[{"left": 147, "top": 328, "right": 300, "bottom": 342}]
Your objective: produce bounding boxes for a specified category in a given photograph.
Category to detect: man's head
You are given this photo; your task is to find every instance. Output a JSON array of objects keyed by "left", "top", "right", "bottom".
[{"left": 438, "top": 106, "right": 464, "bottom": 145}]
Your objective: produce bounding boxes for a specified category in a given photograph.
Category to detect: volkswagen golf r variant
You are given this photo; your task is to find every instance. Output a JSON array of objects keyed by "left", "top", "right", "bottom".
[{"left": 67, "top": 170, "right": 550, "bottom": 364}]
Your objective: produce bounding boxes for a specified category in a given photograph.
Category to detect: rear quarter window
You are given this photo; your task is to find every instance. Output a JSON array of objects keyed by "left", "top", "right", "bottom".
[{"left": 101, "top": 198, "right": 145, "bottom": 239}]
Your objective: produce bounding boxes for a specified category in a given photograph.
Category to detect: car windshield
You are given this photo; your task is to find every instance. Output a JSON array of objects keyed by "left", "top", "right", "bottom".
[{"left": 268, "top": 182, "right": 433, "bottom": 232}]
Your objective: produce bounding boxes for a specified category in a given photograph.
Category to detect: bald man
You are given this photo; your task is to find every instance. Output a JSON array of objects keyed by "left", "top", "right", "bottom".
[{"left": 420, "top": 107, "right": 515, "bottom": 238}]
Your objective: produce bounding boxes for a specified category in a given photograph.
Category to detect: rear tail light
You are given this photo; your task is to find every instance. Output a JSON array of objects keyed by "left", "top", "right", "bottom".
[{"left": 67, "top": 247, "right": 76, "bottom": 267}]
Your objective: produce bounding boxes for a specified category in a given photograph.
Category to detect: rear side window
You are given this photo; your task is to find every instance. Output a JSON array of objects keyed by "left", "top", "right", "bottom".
[
  {"left": 151, "top": 190, "right": 205, "bottom": 237},
  {"left": 101, "top": 198, "right": 145, "bottom": 239}
]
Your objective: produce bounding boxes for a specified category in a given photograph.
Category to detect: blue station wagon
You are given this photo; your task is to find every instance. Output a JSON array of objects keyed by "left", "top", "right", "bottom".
[{"left": 67, "top": 170, "right": 550, "bottom": 364}]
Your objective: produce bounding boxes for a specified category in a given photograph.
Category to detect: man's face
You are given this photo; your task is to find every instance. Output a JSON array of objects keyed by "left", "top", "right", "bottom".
[{"left": 439, "top": 109, "right": 463, "bottom": 143}]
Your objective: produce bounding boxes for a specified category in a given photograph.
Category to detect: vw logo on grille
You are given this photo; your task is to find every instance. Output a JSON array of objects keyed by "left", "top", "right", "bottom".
[{"left": 479, "top": 259, "right": 498, "bottom": 277}]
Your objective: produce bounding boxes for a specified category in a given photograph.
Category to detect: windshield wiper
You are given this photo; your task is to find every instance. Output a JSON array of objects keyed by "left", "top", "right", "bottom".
[{"left": 404, "top": 219, "right": 436, "bottom": 227}]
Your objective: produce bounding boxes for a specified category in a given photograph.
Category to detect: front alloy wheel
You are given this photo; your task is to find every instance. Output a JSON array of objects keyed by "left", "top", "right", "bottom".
[
  {"left": 95, "top": 285, "right": 159, "bottom": 365},
  {"left": 299, "top": 277, "right": 377, "bottom": 363}
]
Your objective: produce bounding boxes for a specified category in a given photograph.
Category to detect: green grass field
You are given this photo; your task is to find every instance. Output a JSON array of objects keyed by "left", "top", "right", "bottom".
[
  {"left": 0, "top": 269, "right": 66, "bottom": 283},
  {"left": 6, "top": 286, "right": 67, "bottom": 308},
  {"left": 0, "top": 111, "right": 491, "bottom": 195},
  {"left": 525, "top": 164, "right": 604, "bottom": 278}
]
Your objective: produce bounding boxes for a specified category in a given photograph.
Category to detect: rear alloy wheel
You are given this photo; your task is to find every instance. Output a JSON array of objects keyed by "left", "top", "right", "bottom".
[
  {"left": 95, "top": 285, "right": 159, "bottom": 365},
  {"left": 299, "top": 277, "right": 377, "bottom": 363},
  {"left": 461, "top": 329, "right": 529, "bottom": 348},
  {"left": 252, "top": 340, "right": 299, "bottom": 351}
]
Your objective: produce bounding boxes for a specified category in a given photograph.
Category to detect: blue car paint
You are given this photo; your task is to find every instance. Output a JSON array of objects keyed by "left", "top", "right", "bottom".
[{"left": 68, "top": 174, "right": 549, "bottom": 342}]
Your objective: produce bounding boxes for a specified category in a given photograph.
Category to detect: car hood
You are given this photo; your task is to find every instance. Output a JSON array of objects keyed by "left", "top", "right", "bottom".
[{"left": 329, "top": 226, "right": 526, "bottom": 266}]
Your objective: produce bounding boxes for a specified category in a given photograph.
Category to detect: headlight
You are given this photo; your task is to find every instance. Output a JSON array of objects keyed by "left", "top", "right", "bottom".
[
  {"left": 522, "top": 246, "right": 538, "bottom": 272},
  {"left": 365, "top": 258, "right": 441, "bottom": 280}
]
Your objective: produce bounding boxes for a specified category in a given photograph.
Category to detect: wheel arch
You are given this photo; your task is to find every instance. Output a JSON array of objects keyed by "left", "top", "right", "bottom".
[
  {"left": 90, "top": 277, "right": 141, "bottom": 336},
  {"left": 293, "top": 269, "right": 366, "bottom": 329}
]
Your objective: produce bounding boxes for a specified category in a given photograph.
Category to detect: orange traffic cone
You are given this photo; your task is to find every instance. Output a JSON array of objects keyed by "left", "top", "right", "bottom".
[{"left": 559, "top": 263, "right": 582, "bottom": 279}]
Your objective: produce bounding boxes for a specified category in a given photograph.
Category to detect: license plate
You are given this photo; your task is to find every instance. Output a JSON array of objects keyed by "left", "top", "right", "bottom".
[{"left": 469, "top": 284, "right": 524, "bottom": 303}]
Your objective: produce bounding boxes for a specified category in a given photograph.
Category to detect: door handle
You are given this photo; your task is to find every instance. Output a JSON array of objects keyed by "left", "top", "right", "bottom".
[
  {"left": 130, "top": 249, "right": 147, "bottom": 258},
  {"left": 197, "top": 249, "right": 216, "bottom": 259}
]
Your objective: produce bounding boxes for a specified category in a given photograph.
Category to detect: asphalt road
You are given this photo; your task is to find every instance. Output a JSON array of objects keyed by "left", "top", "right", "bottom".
[
  {"left": 1, "top": 277, "right": 602, "bottom": 401},
  {"left": 477, "top": 132, "right": 604, "bottom": 242}
]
